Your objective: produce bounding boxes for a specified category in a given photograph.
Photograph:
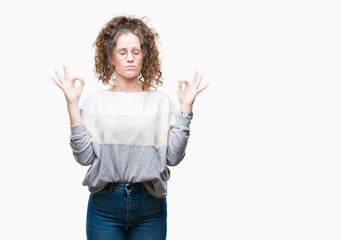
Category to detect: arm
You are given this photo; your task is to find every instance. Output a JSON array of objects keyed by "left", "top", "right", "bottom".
[
  {"left": 52, "top": 65, "right": 96, "bottom": 166},
  {"left": 166, "top": 112, "right": 192, "bottom": 166},
  {"left": 70, "top": 124, "right": 96, "bottom": 166},
  {"left": 167, "top": 70, "right": 209, "bottom": 166}
]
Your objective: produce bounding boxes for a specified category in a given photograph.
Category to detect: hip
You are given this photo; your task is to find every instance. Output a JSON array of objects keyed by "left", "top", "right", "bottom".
[{"left": 88, "top": 182, "right": 167, "bottom": 222}]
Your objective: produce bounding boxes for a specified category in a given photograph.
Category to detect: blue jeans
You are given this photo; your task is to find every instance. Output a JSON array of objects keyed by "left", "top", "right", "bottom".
[{"left": 86, "top": 182, "right": 167, "bottom": 240}]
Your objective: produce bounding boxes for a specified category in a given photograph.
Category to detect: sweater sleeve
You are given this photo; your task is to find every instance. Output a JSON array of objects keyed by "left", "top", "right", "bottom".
[
  {"left": 166, "top": 112, "right": 193, "bottom": 166},
  {"left": 70, "top": 124, "right": 97, "bottom": 166}
]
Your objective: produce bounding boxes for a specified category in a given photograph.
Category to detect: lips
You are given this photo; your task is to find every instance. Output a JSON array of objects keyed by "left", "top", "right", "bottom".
[{"left": 125, "top": 65, "right": 136, "bottom": 68}]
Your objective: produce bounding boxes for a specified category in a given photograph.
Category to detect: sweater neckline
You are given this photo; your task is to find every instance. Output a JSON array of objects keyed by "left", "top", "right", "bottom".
[{"left": 105, "top": 89, "right": 151, "bottom": 94}]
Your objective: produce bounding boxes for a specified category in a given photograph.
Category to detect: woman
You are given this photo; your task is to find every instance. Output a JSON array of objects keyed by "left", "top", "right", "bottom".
[{"left": 52, "top": 16, "right": 208, "bottom": 240}]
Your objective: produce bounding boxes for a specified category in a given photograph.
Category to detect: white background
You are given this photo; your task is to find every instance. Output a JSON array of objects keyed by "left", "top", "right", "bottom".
[{"left": 0, "top": 0, "right": 341, "bottom": 239}]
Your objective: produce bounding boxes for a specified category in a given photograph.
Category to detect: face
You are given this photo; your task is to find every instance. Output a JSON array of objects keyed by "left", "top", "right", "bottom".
[{"left": 112, "top": 32, "right": 143, "bottom": 80}]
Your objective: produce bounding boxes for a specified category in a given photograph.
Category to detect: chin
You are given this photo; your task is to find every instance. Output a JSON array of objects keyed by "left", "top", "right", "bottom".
[
  {"left": 123, "top": 70, "right": 140, "bottom": 78},
  {"left": 124, "top": 73, "right": 139, "bottom": 79}
]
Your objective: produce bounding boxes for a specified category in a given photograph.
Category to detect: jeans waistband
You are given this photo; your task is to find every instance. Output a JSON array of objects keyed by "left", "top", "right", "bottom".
[{"left": 106, "top": 182, "right": 145, "bottom": 191}]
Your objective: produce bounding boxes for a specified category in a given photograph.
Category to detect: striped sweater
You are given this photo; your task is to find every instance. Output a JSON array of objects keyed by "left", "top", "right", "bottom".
[{"left": 69, "top": 90, "right": 192, "bottom": 198}]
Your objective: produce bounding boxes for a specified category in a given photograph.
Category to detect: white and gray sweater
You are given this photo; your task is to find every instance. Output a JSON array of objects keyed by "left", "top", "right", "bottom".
[{"left": 69, "top": 90, "right": 192, "bottom": 198}]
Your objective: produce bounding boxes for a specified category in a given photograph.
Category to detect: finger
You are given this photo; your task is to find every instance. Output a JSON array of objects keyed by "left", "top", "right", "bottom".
[
  {"left": 54, "top": 69, "right": 64, "bottom": 82},
  {"left": 52, "top": 75, "right": 62, "bottom": 85},
  {"left": 63, "top": 64, "right": 69, "bottom": 81},
  {"left": 195, "top": 73, "right": 204, "bottom": 89},
  {"left": 52, "top": 77, "right": 63, "bottom": 89},
  {"left": 71, "top": 76, "right": 83, "bottom": 83},
  {"left": 196, "top": 83, "right": 209, "bottom": 94},
  {"left": 192, "top": 70, "right": 198, "bottom": 85},
  {"left": 178, "top": 80, "right": 189, "bottom": 92},
  {"left": 78, "top": 77, "right": 86, "bottom": 88},
  {"left": 71, "top": 76, "right": 85, "bottom": 87},
  {"left": 181, "top": 80, "right": 190, "bottom": 90},
  {"left": 177, "top": 79, "right": 183, "bottom": 94},
  {"left": 179, "top": 80, "right": 190, "bottom": 84},
  {"left": 78, "top": 78, "right": 86, "bottom": 91},
  {"left": 80, "top": 77, "right": 85, "bottom": 86}
]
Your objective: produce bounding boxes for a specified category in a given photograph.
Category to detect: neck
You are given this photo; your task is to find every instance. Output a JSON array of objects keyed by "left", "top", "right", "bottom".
[{"left": 111, "top": 75, "right": 144, "bottom": 92}]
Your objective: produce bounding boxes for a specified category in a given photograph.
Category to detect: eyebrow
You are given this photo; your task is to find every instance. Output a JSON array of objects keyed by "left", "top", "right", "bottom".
[{"left": 116, "top": 47, "right": 142, "bottom": 51}]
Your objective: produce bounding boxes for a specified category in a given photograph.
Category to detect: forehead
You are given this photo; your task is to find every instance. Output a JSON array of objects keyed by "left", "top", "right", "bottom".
[{"left": 116, "top": 32, "right": 141, "bottom": 48}]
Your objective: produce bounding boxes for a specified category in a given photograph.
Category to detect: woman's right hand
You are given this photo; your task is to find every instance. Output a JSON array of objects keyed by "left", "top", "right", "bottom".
[{"left": 52, "top": 65, "right": 85, "bottom": 104}]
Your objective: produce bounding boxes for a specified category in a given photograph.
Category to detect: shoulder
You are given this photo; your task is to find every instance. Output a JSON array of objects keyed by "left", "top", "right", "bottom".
[
  {"left": 149, "top": 89, "right": 171, "bottom": 101},
  {"left": 81, "top": 90, "right": 108, "bottom": 112},
  {"left": 83, "top": 90, "right": 108, "bottom": 101},
  {"left": 149, "top": 90, "right": 177, "bottom": 113}
]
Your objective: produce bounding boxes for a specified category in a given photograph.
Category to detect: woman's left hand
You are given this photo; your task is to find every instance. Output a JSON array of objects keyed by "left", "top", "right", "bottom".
[{"left": 178, "top": 70, "right": 209, "bottom": 113}]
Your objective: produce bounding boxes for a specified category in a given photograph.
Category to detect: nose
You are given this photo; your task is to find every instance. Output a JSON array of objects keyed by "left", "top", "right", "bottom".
[{"left": 126, "top": 51, "right": 134, "bottom": 61}]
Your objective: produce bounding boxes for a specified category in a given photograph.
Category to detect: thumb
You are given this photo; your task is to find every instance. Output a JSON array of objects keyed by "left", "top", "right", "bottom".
[
  {"left": 79, "top": 78, "right": 85, "bottom": 90},
  {"left": 71, "top": 76, "right": 85, "bottom": 86},
  {"left": 177, "top": 79, "right": 183, "bottom": 94},
  {"left": 178, "top": 80, "right": 189, "bottom": 92},
  {"left": 79, "top": 77, "right": 85, "bottom": 86}
]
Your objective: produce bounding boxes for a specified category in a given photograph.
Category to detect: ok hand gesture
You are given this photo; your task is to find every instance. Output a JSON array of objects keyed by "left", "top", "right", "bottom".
[
  {"left": 52, "top": 65, "right": 85, "bottom": 104},
  {"left": 178, "top": 70, "right": 209, "bottom": 113}
]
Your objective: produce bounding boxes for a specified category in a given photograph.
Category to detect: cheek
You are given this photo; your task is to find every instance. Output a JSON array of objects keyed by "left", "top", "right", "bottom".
[
  {"left": 138, "top": 58, "right": 144, "bottom": 69},
  {"left": 113, "top": 59, "right": 123, "bottom": 70}
]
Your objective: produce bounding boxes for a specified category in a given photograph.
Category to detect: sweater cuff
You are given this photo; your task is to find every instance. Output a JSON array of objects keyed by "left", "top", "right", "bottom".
[
  {"left": 176, "top": 111, "right": 193, "bottom": 128},
  {"left": 70, "top": 124, "right": 87, "bottom": 136}
]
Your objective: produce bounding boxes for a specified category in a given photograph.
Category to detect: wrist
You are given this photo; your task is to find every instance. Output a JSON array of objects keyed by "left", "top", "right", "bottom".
[
  {"left": 179, "top": 105, "right": 192, "bottom": 113},
  {"left": 66, "top": 100, "right": 79, "bottom": 106},
  {"left": 66, "top": 101, "right": 80, "bottom": 113}
]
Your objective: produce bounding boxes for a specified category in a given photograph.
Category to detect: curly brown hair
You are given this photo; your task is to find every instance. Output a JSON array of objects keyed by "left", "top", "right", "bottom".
[{"left": 93, "top": 16, "right": 163, "bottom": 91}]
